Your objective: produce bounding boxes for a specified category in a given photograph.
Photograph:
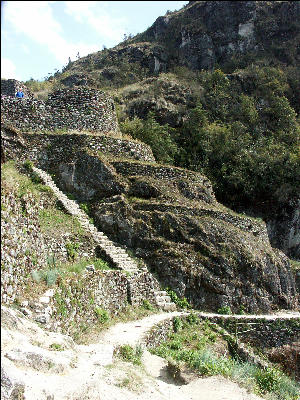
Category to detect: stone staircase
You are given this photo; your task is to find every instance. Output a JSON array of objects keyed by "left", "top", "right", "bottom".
[{"left": 32, "top": 166, "right": 175, "bottom": 311}]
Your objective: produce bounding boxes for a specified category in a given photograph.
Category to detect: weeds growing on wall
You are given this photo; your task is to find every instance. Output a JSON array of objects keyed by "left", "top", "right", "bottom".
[
  {"left": 94, "top": 307, "right": 110, "bottom": 323},
  {"left": 166, "top": 288, "right": 191, "bottom": 309}
]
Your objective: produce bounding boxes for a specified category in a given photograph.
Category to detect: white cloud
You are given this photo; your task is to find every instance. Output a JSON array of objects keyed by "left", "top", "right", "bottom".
[
  {"left": 2, "top": 1, "right": 99, "bottom": 66},
  {"left": 21, "top": 44, "right": 30, "bottom": 54},
  {"left": 1, "top": 58, "right": 20, "bottom": 79},
  {"left": 64, "top": 1, "right": 127, "bottom": 42}
]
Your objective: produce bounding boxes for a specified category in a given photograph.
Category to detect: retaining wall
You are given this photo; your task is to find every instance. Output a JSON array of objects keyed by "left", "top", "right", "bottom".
[
  {"left": 1, "top": 129, "right": 155, "bottom": 164},
  {"left": 143, "top": 313, "right": 300, "bottom": 369},
  {"left": 1, "top": 177, "right": 160, "bottom": 323}
]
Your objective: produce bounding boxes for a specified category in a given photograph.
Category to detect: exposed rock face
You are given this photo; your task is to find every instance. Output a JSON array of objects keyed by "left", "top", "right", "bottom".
[
  {"left": 57, "top": 155, "right": 128, "bottom": 202},
  {"left": 267, "top": 198, "right": 300, "bottom": 261},
  {"left": 92, "top": 194, "right": 297, "bottom": 313},
  {"left": 140, "top": 1, "right": 300, "bottom": 70}
]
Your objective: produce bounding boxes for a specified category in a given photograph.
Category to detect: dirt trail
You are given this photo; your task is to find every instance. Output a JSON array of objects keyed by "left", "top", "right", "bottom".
[{"left": 4, "top": 306, "right": 299, "bottom": 399}]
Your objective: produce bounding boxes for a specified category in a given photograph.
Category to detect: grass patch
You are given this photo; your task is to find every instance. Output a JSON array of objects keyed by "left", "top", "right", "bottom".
[
  {"left": 38, "top": 208, "right": 84, "bottom": 237},
  {"left": 31, "top": 257, "right": 112, "bottom": 287},
  {"left": 150, "top": 314, "right": 300, "bottom": 400},
  {"left": 290, "top": 259, "right": 300, "bottom": 273},
  {"left": 115, "top": 367, "right": 144, "bottom": 393},
  {"left": 1, "top": 160, "right": 50, "bottom": 200}
]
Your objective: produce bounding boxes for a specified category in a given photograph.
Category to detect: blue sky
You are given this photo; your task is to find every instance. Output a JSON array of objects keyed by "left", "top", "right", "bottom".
[{"left": 1, "top": 1, "right": 188, "bottom": 83}]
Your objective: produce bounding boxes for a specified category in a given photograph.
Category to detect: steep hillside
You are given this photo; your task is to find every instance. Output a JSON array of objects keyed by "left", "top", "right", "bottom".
[
  {"left": 2, "top": 126, "right": 298, "bottom": 313},
  {"left": 24, "top": 1, "right": 300, "bottom": 262}
]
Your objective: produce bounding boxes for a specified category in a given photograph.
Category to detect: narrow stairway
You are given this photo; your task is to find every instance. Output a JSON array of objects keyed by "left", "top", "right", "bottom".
[{"left": 32, "top": 166, "right": 175, "bottom": 311}]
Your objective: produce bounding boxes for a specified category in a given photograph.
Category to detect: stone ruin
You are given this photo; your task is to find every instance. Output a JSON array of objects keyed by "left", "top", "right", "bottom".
[
  {"left": 1, "top": 79, "right": 119, "bottom": 135},
  {"left": 1, "top": 78, "right": 34, "bottom": 99}
]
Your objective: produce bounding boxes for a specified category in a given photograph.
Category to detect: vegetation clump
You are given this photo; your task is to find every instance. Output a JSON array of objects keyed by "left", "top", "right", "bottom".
[{"left": 117, "top": 344, "right": 143, "bottom": 365}]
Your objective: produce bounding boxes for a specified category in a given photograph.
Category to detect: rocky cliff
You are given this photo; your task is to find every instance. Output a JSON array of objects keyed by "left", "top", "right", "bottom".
[{"left": 138, "top": 1, "right": 300, "bottom": 70}]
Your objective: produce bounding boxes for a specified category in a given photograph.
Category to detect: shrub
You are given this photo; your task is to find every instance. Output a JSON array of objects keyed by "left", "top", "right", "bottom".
[
  {"left": 23, "top": 160, "right": 33, "bottom": 171},
  {"left": 65, "top": 241, "right": 79, "bottom": 261},
  {"left": 118, "top": 344, "right": 143, "bottom": 365},
  {"left": 31, "top": 268, "right": 60, "bottom": 286},
  {"left": 186, "top": 313, "right": 200, "bottom": 325},
  {"left": 94, "top": 307, "right": 110, "bottom": 323},
  {"left": 142, "top": 299, "right": 155, "bottom": 311},
  {"left": 50, "top": 343, "right": 64, "bottom": 351},
  {"left": 79, "top": 203, "right": 89, "bottom": 213},
  {"left": 217, "top": 306, "right": 232, "bottom": 315},
  {"left": 166, "top": 288, "right": 191, "bottom": 309},
  {"left": 120, "top": 112, "right": 178, "bottom": 164},
  {"left": 173, "top": 317, "right": 183, "bottom": 332}
]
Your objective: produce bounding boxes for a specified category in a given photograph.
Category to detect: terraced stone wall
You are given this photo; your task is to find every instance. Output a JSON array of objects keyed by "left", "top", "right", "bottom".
[
  {"left": 209, "top": 315, "right": 300, "bottom": 348},
  {"left": 50, "top": 270, "right": 161, "bottom": 334},
  {"left": 1, "top": 87, "right": 119, "bottom": 134},
  {"left": 143, "top": 314, "right": 300, "bottom": 371},
  {"left": 113, "top": 160, "right": 211, "bottom": 183},
  {"left": 112, "top": 160, "right": 216, "bottom": 203},
  {"left": 1, "top": 181, "right": 160, "bottom": 318},
  {"left": 1, "top": 130, "right": 155, "bottom": 165},
  {"left": 1, "top": 190, "right": 97, "bottom": 305}
]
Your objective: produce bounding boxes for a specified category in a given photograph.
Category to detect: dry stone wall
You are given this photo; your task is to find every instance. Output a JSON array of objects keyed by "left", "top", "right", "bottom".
[
  {"left": 1, "top": 86, "right": 119, "bottom": 134},
  {"left": 112, "top": 160, "right": 216, "bottom": 203},
  {"left": 1, "top": 173, "right": 162, "bottom": 320},
  {"left": 143, "top": 313, "right": 300, "bottom": 370},
  {"left": 46, "top": 270, "right": 162, "bottom": 334},
  {"left": 1, "top": 129, "right": 155, "bottom": 165},
  {"left": 1, "top": 190, "right": 97, "bottom": 305}
]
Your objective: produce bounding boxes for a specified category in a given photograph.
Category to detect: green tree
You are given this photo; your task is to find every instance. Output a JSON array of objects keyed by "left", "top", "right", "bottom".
[
  {"left": 202, "top": 69, "right": 232, "bottom": 122},
  {"left": 120, "top": 113, "right": 178, "bottom": 164}
]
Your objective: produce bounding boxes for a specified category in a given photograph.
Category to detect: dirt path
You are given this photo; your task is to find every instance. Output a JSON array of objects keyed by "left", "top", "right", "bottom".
[{"left": 3, "top": 306, "right": 299, "bottom": 399}]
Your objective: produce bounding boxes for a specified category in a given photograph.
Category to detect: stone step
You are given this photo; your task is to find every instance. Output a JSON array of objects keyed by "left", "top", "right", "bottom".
[
  {"left": 160, "top": 303, "right": 177, "bottom": 311},
  {"left": 32, "top": 166, "right": 158, "bottom": 277},
  {"left": 156, "top": 295, "right": 171, "bottom": 302},
  {"left": 156, "top": 291, "right": 169, "bottom": 296}
]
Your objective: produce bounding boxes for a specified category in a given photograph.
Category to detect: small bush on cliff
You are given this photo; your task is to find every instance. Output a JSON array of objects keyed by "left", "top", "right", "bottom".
[
  {"left": 166, "top": 288, "right": 191, "bottom": 309},
  {"left": 65, "top": 241, "right": 79, "bottom": 261},
  {"left": 142, "top": 299, "right": 155, "bottom": 311},
  {"left": 217, "top": 306, "right": 232, "bottom": 315}
]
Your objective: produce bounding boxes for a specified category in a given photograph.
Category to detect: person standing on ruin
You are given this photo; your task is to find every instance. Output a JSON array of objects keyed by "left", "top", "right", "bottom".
[{"left": 15, "top": 88, "right": 24, "bottom": 98}]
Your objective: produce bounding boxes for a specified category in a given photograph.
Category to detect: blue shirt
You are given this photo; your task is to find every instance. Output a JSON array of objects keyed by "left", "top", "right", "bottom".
[{"left": 16, "top": 91, "right": 24, "bottom": 98}]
